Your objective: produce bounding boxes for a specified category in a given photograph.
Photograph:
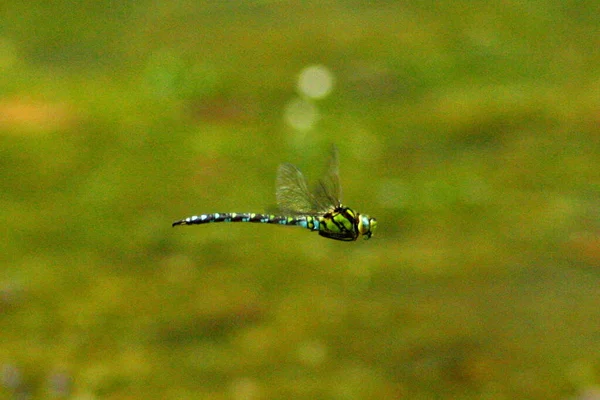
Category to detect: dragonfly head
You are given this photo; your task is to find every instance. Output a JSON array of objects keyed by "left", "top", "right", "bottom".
[{"left": 358, "top": 214, "right": 377, "bottom": 239}]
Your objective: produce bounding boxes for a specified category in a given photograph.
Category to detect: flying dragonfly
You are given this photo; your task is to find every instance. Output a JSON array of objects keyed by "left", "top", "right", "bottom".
[{"left": 173, "top": 145, "right": 377, "bottom": 241}]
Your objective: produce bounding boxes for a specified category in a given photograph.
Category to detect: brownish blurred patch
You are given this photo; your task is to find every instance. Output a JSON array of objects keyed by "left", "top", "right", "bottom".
[
  {"left": 565, "top": 232, "right": 600, "bottom": 265},
  {"left": 0, "top": 99, "right": 78, "bottom": 133},
  {"left": 186, "top": 95, "right": 259, "bottom": 124}
]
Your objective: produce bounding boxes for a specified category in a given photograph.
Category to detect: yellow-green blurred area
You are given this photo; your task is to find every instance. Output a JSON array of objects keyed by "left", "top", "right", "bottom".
[{"left": 1, "top": 1, "right": 599, "bottom": 399}]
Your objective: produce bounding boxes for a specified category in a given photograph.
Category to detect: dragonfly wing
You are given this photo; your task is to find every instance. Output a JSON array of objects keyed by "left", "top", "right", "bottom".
[
  {"left": 276, "top": 163, "right": 319, "bottom": 214},
  {"left": 313, "top": 144, "right": 342, "bottom": 210}
]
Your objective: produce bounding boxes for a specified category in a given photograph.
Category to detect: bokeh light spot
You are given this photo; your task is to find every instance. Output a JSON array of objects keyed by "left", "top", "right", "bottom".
[{"left": 297, "top": 65, "right": 334, "bottom": 99}]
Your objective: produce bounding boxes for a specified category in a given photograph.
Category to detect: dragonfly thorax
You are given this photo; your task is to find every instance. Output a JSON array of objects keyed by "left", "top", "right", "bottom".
[{"left": 317, "top": 206, "right": 376, "bottom": 241}]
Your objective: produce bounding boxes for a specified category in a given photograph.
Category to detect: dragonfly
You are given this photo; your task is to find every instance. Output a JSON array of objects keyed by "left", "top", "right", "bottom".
[{"left": 172, "top": 145, "right": 377, "bottom": 241}]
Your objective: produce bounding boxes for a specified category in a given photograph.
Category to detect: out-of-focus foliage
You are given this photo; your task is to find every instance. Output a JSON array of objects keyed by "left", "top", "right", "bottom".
[{"left": 1, "top": 1, "right": 599, "bottom": 399}]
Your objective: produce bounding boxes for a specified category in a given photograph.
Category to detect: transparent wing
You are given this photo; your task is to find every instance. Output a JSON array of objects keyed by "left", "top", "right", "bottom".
[
  {"left": 276, "top": 145, "right": 343, "bottom": 214},
  {"left": 276, "top": 163, "right": 321, "bottom": 214},
  {"left": 313, "top": 144, "right": 342, "bottom": 209}
]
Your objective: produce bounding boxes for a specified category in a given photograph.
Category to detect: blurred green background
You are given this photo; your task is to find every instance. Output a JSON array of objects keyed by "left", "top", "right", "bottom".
[{"left": 1, "top": 1, "right": 599, "bottom": 399}]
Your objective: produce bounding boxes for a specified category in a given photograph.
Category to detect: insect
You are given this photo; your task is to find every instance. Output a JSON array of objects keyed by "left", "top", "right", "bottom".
[{"left": 173, "top": 145, "right": 377, "bottom": 241}]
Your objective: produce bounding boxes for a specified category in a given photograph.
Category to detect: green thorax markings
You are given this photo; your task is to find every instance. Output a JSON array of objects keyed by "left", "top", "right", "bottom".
[{"left": 317, "top": 207, "right": 360, "bottom": 241}]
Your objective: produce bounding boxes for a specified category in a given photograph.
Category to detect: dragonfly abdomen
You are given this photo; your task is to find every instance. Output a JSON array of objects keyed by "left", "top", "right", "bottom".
[{"left": 172, "top": 213, "right": 320, "bottom": 231}]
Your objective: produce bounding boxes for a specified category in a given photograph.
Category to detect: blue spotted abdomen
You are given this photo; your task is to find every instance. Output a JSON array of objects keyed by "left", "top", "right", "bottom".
[{"left": 172, "top": 212, "right": 320, "bottom": 231}]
